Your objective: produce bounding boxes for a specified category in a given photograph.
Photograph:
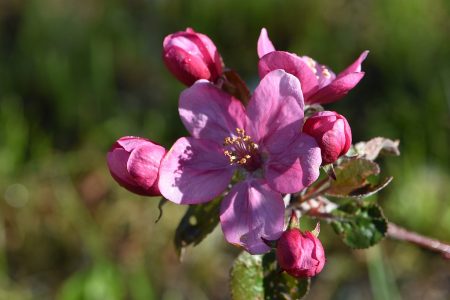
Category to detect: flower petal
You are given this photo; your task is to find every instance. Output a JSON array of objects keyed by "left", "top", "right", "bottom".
[
  {"left": 307, "top": 72, "right": 365, "bottom": 105},
  {"left": 265, "top": 133, "right": 321, "bottom": 194},
  {"left": 158, "top": 137, "right": 234, "bottom": 204},
  {"left": 246, "top": 69, "right": 304, "bottom": 151},
  {"left": 127, "top": 143, "right": 166, "bottom": 193},
  {"left": 257, "top": 28, "right": 276, "bottom": 58},
  {"left": 179, "top": 81, "right": 246, "bottom": 144},
  {"left": 220, "top": 179, "right": 284, "bottom": 254},
  {"left": 301, "top": 56, "right": 336, "bottom": 89},
  {"left": 258, "top": 51, "right": 318, "bottom": 97},
  {"left": 338, "top": 50, "right": 369, "bottom": 77}
]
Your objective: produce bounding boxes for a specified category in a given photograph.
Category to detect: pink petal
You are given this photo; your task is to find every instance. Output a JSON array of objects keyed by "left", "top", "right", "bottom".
[
  {"left": 107, "top": 137, "right": 166, "bottom": 196},
  {"left": 179, "top": 81, "right": 246, "bottom": 144},
  {"left": 301, "top": 56, "right": 336, "bottom": 89},
  {"left": 158, "top": 137, "right": 234, "bottom": 205},
  {"left": 116, "top": 136, "right": 154, "bottom": 152},
  {"left": 258, "top": 51, "right": 319, "bottom": 97},
  {"left": 307, "top": 72, "right": 365, "bottom": 105},
  {"left": 163, "top": 46, "right": 212, "bottom": 86},
  {"left": 338, "top": 50, "right": 369, "bottom": 77},
  {"left": 192, "top": 29, "right": 224, "bottom": 76},
  {"left": 107, "top": 148, "right": 136, "bottom": 189},
  {"left": 220, "top": 179, "right": 284, "bottom": 254},
  {"left": 257, "top": 28, "right": 276, "bottom": 58},
  {"left": 127, "top": 143, "right": 166, "bottom": 193},
  {"left": 296, "top": 233, "right": 318, "bottom": 272},
  {"left": 246, "top": 69, "right": 304, "bottom": 151},
  {"left": 265, "top": 133, "right": 321, "bottom": 194}
]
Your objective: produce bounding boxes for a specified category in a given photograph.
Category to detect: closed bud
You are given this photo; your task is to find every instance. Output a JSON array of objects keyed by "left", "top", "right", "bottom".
[
  {"left": 107, "top": 136, "right": 166, "bottom": 196},
  {"left": 163, "top": 28, "right": 223, "bottom": 86},
  {"left": 303, "top": 111, "right": 352, "bottom": 164},
  {"left": 276, "top": 227, "right": 325, "bottom": 278}
]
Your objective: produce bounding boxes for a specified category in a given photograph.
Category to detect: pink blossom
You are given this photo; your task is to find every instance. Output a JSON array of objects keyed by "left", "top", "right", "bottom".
[
  {"left": 276, "top": 226, "right": 325, "bottom": 278},
  {"left": 257, "top": 28, "right": 368, "bottom": 105},
  {"left": 107, "top": 136, "right": 166, "bottom": 196},
  {"left": 158, "top": 70, "right": 322, "bottom": 254},
  {"left": 303, "top": 111, "right": 352, "bottom": 164},
  {"left": 163, "top": 28, "right": 223, "bottom": 86}
]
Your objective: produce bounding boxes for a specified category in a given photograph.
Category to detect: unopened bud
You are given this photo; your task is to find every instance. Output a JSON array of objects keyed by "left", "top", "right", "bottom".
[
  {"left": 276, "top": 226, "right": 326, "bottom": 278},
  {"left": 303, "top": 111, "right": 352, "bottom": 164},
  {"left": 107, "top": 136, "right": 166, "bottom": 196},
  {"left": 163, "top": 28, "right": 223, "bottom": 86}
]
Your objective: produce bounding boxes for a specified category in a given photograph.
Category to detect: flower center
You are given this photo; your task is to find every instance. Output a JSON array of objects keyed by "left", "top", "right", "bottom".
[
  {"left": 303, "top": 57, "right": 335, "bottom": 89},
  {"left": 223, "top": 128, "right": 261, "bottom": 172}
]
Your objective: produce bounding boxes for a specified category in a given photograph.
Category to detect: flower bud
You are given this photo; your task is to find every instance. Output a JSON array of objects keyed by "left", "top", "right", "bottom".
[
  {"left": 107, "top": 136, "right": 166, "bottom": 196},
  {"left": 163, "top": 28, "right": 223, "bottom": 86},
  {"left": 276, "top": 227, "right": 325, "bottom": 278},
  {"left": 303, "top": 111, "right": 352, "bottom": 164}
]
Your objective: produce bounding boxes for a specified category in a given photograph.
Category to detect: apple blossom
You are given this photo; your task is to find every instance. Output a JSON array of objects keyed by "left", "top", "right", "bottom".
[
  {"left": 257, "top": 28, "right": 368, "bottom": 105},
  {"left": 158, "top": 70, "right": 321, "bottom": 254}
]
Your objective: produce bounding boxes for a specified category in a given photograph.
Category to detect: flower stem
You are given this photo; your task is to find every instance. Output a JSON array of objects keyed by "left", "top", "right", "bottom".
[{"left": 386, "top": 222, "right": 450, "bottom": 259}]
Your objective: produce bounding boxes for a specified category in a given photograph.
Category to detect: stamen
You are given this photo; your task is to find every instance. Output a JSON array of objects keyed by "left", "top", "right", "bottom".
[
  {"left": 305, "top": 57, "right": 317, "bottom": 75},
  {"left": 222, "top": 128, "right": 261, "bottom": 171}
]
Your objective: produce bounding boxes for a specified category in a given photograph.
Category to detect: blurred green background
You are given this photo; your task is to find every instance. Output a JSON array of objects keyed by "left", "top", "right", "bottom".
[{"left": 1, "top": 0, "right": 449, "bottom": 299}]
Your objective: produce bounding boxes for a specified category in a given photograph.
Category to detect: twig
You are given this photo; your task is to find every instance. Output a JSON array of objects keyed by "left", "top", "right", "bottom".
[
  {"left": 387, "top": 222, "right": 450, "bottom": 260},
  {"left": 295, "top": 178, "right": 331, "bottom": 204}
]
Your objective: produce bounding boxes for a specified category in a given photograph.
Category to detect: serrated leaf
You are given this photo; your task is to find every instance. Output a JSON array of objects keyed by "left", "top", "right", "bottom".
[
  {"left": 346, "top": 176, "right": 393, "bottom": 199},
  {"left": 230, "top": 252, "right": 264, "bottom": 300},
  {"left": 262, "top": 252, "right": 310, "bottom": 300},
  {"left": 222, "top": 69, "right": 251, "bottom": 105},
  {"left": 331, "top": 203, "right": 387, "bottom": 249},
  {"left": 174, "top": 198, "right": 221, "bottom": 258},
  {"left": 230, "top": 252, "right": 310, "bottom": 300},
  {"left": 354, "top": 137, "right": 400, "bottom": 161},
  {"left": 327, "top": 159, "right": 380, "bottom": 197}
]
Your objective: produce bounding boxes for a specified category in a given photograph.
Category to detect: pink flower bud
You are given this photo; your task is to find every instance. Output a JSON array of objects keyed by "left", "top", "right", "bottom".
[
  {"left": 303, "top": 111, "right": 352, "bottom": 164},
  {"left": 107, "top": 136, "right": 166, "bottom": 196},
  {"left": 163, "top": 28, "right": 223, "bottom": 86},
  {"left": 276, "top": 228, "right": 325, "bottom": 278}
]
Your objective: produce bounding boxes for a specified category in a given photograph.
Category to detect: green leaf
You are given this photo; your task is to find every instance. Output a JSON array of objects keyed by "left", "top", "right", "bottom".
[
  {"left": 354, "top": 137, "right": 400, "bottom": 161},
  {"left": 331, "top": 203, "right": 388, "bottom": 249},
  {"left": 262, "top": 252, "right": 310, "bottom": 300},
  {"left": 346, "top": 176, "right": 393, "bottom": 199},
  {"left": 230, "top": 252, "right": 310, "bottom": 300},
  {"left": 326, "top": 158, "right": 381, "bottom": 197},
  {"left": 230, "top": 252, "right": 264, "bottom": 300},
  {"left": 174, "top": 198, "right": 221, "bottom": 258}
]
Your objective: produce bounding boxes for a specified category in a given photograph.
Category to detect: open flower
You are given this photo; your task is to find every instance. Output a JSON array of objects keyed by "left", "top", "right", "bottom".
[
  {"left": 158, "top": 70, "right": 322, "bottom": 254},
  {"left": 257, "top": 28, "right": 368, "bottom": 105}
]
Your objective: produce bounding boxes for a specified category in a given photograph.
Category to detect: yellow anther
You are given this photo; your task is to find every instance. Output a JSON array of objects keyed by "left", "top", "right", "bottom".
[
  {"left": 322, "top": 68, "right": 331, "bottom": 78},
  {"left": 238, "top": 158, "right": 247, "bottom": 164},
  {"left": 223, "top": 128, "right": 260, "bottom": 168}
]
